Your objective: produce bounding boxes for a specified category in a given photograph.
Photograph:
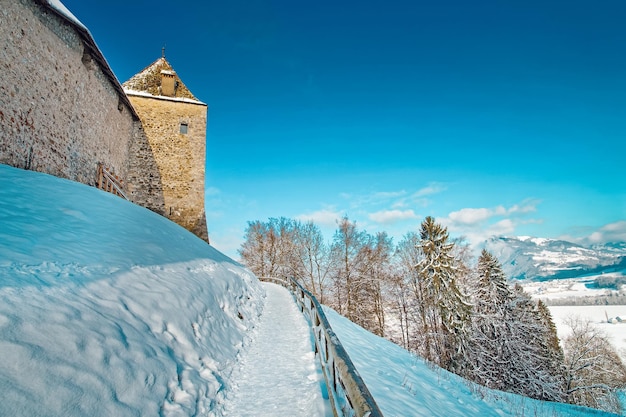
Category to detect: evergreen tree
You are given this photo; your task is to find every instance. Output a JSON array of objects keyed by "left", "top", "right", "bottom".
[
  {"left": 468, "top": 252, "right": 565, "bottom": 402},
  {"left": 537, "top": 299, "right": 566, "bottom": 384},
  {"left": 415, "top": 216, "right": 471, "bottom": 371},
  {"left": 467, "top": 249, "right": 513, "bottom": 388},
  {"left": 504, "top": 284, "right": 565, "bottom": 401}
]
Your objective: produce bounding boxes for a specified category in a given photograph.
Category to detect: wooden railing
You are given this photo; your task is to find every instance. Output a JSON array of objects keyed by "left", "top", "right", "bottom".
[
  {"left": 96, "top": 164, "right": 128, "bottom": 200},
  {"left": 259, "top": 277, "right": 383, "bottom": 417}
]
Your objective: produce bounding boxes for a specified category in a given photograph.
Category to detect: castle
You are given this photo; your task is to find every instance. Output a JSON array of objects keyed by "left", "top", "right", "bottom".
[
  {"left": 0, "top": 0, "right": 209, "bottom": 243},
  {"left": 123, "top": 57, "right": 209, "bottom": 242}
]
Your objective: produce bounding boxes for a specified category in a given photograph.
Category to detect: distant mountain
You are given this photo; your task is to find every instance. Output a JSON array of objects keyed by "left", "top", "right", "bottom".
[{"left": 482, "top": 236, "right": 626, "bottom": 281}]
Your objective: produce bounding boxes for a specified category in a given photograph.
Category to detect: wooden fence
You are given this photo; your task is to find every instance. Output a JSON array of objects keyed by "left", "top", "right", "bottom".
[
  {"left": 259, "top": 276, "right": 383, "bottom": 417},
  {"left": 96, "top": 164, "right": 128, "bottom": 200}
]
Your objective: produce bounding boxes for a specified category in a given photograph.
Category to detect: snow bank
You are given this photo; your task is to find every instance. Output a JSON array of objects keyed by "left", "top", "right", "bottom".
[{"left": 0, "top": 164, "right": 263, "bottom": 416}]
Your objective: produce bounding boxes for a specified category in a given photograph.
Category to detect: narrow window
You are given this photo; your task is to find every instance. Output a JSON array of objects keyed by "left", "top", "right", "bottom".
[{"left": 180, "top": 123, "right": 188, "bottom": 134}]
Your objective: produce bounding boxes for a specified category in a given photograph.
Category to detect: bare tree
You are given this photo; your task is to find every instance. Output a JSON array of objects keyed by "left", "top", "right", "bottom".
[
  {"left": 239, "top": 220, "right": 273, "bottom": 278},
  {"left": 327, "top": 217, "right": 393, "bottom": 336},
  {"left": 292, "top": 221, "right": 330, "bottom": 303},
  {"left": 392, "top": 231, "right": 424, "bottom": 352},
  {"left": 563, "top": 316, "right": 626, "bottom": 413},
  {"left": 329, "top": 216, "right": 364, "bottom": 318},
  {"left": 239, "top": 217, "right": 299, "bottom": 279}
]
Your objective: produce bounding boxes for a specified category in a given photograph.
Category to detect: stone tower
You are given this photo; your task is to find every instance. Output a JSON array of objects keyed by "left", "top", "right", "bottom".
[{"left": 123, "top": 57, "right": 209, "bottom": 242}]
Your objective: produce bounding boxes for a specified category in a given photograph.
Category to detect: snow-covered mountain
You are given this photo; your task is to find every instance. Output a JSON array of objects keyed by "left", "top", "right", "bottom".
[{"left": 483, "top": 236, "right": 626, "bottom": 281}]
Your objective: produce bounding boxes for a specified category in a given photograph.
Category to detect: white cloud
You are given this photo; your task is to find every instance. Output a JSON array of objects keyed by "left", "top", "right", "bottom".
[
  {"left": 440, "top": 201, "right": 541, "bottom": 245},
  {"left": 586, "top": 220, "right": 626, "bottom": 244},
  {"left": 296, "top": 209, "right": 343, "bottom": 227},
  {"left": 448, "top": 207, "right": 495, "bottom": 225},
  {"left": 508, "top": 203, "right": 537, "bottom": 214},
  {"left": 368, "top": 209, "right": 418, "bottom": 224},
  {"left": 412, "top": 183, "right": 447, "bottom": 198},
  {"left": 489, "top": 218, "right": 516, "bottom": 236},
  {"left": 445, "top": 201, "right": 539, "bottom": 228}
]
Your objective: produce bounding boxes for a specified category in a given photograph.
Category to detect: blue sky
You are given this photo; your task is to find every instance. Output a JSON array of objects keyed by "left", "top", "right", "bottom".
[{"left": 62, "top": 0, "right": 626, "bottom": 257}]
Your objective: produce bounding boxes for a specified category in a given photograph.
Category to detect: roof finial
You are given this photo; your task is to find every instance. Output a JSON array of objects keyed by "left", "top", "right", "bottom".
[{"left": 162, "top": 45, "right": 166, "bottom": 58}]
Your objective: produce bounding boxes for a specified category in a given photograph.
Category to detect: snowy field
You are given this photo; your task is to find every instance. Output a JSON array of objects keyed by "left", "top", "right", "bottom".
[
  {"left": 549, "top": 306, "right": 626, "bottom": 361},
  {"left": 0, "top": 164, "right": 619, "bottom": 416},
  {"left": 522, "top": 275, "right": 626, "bottom": 301},
  {"left": 521, "top": 277, "right": 626, "bottom": 361}
]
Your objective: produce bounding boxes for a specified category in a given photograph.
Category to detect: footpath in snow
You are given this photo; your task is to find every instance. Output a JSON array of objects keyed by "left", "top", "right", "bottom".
[{"left": 221, "top": 283, "right": 332, "bottom": 417}]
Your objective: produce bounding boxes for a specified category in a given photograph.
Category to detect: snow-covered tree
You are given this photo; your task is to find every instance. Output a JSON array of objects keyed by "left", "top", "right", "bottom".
[
  {"left": 328, "top": 217, "right": 392, "bottom": 336},
  {"left": 329, "top": 216, "right": 365, "bottom": 319},
  {"left": 467, "top": 251, "right": 565, "bottom": 402},
  {"left": 415, "top": 216, "right": 471, "bottom": 371},
  {"left": 563, "top": 316, "right": 626, "bottom": 413},
  {"left": 388, "top": 232, "right": 422, "bottom": 350},
  {"left": 239, "top": 220, "right": 274, "bottom": 278},
  {"left": 353, "top": 231, "right": 392, "bottom": 336},
  {"left": 292, "top": 221, "right": 330, "bottom": 303},
  {"left": 503, "top": 284, "right": 565, "bottom": 401},
  {"left": 239, "top": 217, "right": 301, "bottom": 280},
  {"left": 467, "top": 249, "right": 513, "bottom": 388}
]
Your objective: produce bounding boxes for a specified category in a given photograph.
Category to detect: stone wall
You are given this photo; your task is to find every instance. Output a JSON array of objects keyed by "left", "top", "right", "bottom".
[
  {"left": 0, "top": 0, "right": 165, "bottom": 215},
  {"left": 127, "top": 94, "right": 208, "bottom": 242}
]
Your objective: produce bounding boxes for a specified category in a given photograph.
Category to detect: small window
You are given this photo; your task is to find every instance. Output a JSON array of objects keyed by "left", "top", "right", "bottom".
[{"left": 180, "top": 123, "right": 188, "bottom": 134}]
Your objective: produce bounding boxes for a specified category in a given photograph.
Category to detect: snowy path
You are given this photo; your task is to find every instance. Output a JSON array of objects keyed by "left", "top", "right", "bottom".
[{"left": 221, "top": 283, "right": 332, "bottom": 417}]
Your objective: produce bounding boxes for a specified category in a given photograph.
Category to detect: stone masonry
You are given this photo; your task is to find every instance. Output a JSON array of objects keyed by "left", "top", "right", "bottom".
[
  {"left": 127, "top": 93, "right": 209, "bottom": 242},
  {"left": 0, "top": 0, "right": 212, "bottom": 243},
  {"left": 0, "top": 0, "right": 166, "bottom": 215},
  {"left": 124, "top": 57, "right": 209, "bottom": 242}
]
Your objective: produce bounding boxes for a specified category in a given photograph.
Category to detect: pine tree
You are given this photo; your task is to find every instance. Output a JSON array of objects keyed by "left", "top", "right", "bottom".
[
  {"left": 537, "top": 299, "right": 566, "bottom": 384},
  {"left": 416, "top": 216, "right": 471, "bottom": 371},
  {"left": 504, "top": 284, "right": 565, "bottom": 401},
  {"left": 468, "top": 252, "right": 565, "bottom": 402},
  {"left": 467, "top": 249, "right": 513, "bottom": 388}
]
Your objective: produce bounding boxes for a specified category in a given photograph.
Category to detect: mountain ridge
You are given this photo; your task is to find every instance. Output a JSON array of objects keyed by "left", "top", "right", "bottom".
[{"left": 481, "top": 236, "right": 626, "bottom": 281}]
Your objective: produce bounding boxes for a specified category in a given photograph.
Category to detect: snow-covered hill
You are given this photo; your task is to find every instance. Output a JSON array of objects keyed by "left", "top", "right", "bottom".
[
  {"left": 0, "top": 164, "right": 264, "bottom": 416},
  {"left": 483, "top": 236, "right": 626, "bottom": 281},
  {"left": 0, "top": 164, "right": 617, "bottom": 416}
]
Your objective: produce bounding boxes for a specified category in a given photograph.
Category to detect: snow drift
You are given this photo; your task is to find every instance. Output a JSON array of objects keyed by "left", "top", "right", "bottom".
[{"left": 0, "top": 164, "right": 263, "bottom": 416}]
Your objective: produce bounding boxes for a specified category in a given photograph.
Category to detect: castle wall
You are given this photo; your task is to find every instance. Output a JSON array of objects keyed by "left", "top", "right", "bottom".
[
  {"left": 127, "top": 94, "right": 209, "bottom": 242},
  {"left": 0, "top": 0, "right": 166, "bottom": 215}
]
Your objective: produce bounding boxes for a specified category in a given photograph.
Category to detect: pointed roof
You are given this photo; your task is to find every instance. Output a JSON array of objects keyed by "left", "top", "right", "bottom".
[{"left": 122, "top": 57, "right": 200, "bottom": 102}]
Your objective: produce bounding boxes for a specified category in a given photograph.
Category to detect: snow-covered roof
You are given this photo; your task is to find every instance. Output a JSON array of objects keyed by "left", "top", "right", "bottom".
[
  {"left": 125, "top": 89, "right": 207, "bottom": 106},
  {"left": 46, "top": 0, "right": 86, "bottom": 30},
  {"left": 122, "top": 57, "right": 201, "bottom": 102}
]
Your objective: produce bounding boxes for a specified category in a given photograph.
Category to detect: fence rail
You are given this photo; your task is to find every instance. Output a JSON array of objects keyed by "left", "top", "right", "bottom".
[
  {"left": 96, "top": 164, "right": 128, "bottom": 200},
  {"left": 259, "top": 276, "right": 383, "bottom": 417}
]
